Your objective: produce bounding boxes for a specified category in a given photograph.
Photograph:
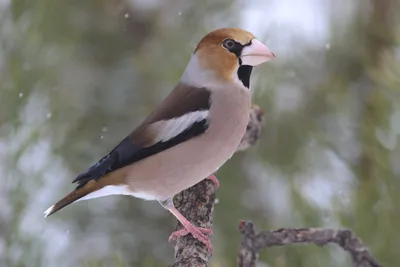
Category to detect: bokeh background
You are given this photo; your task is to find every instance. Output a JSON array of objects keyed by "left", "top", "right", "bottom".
[{"left": 1, "top": 0, "right": 399, "bottom": 266}]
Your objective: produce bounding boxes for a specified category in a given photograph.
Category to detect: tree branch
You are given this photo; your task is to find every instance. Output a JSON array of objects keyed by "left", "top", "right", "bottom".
[
  {"left": 237, "top": 221, "right": 382, "bottom": 267},
  {"left": 170, "top": 179, "right": 216, "bottom": 267}
]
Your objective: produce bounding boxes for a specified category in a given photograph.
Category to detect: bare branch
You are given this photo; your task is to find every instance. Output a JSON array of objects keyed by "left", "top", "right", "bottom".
[
  {"left": 169, "top": 179, "right": 215, "bottom": 267},
  {"left": 238, "top": 221, "right": 382, "bottom": 267}
]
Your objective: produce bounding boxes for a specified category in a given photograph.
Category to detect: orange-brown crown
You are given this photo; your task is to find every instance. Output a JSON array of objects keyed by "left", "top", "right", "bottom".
[
  {"left": 194, "top": 28, "right": 255, "bottom": 82},
  {"left": 195, "top": 28, "right": 255, "bottom": 52}
]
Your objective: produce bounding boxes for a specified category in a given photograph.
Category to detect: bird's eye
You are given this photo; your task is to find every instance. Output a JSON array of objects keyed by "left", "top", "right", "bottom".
[{"left": 223, "top": 39, "right": 236, "bottom": 50}]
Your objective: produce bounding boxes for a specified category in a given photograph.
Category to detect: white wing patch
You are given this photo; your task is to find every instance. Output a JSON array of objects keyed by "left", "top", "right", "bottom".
[{"left": 152, "top": 110, "right": 209, "bottom": 143}]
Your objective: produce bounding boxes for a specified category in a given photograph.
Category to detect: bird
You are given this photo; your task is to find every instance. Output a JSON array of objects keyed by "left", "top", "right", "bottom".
[{"left": 44, "top": 28, "right": 275, "bottom": 252}]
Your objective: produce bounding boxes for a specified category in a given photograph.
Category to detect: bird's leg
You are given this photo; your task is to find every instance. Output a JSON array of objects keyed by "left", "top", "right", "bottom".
[
  {"left": 159, "top": 198, "right": 213, "bottom": 252},
  {"left": 206, "top": 173, "right": 219, "bottom": 188}
]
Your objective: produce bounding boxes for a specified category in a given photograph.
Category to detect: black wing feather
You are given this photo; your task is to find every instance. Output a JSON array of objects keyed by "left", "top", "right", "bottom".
[{"left": 73, "top": 119, "right": 208, "bottom": 189}]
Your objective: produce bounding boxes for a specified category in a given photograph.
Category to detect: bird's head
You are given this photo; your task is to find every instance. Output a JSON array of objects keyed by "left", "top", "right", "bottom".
[{"left": 182, "top": 28, "right": 275, "bottom": 89}]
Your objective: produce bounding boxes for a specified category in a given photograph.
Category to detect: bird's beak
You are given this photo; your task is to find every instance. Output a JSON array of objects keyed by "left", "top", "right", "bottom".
[{"left": 241, "top": 39, "right": 275, "bottom": 66}]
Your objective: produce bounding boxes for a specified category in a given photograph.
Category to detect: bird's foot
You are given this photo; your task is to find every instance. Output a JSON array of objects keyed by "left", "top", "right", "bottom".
[
  {"left": 169, "top": 224, "right": 213, "bottom": 252},
  {"left": 206, "top": 174, "right": 219, "bottom": 188},
  {"left": 161, "top": 198, "right": 213, "bottom": 253}
]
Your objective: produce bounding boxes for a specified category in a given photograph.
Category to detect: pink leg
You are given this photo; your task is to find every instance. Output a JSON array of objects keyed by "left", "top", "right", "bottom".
[
  {"left": 167, "top": 205, "right": 213, "bottom": 253},
  {"left": 207, "top": 174, "right": 219, "bottom": 188}
]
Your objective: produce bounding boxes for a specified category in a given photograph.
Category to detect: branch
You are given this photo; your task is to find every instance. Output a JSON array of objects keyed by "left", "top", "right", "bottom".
[
  {"left": 170, "top": 179, "right": 216, "bottom": 267},
  {"left": 170, "top": 105, "right": 264, "bottom": 267},
  {"left": 238, "top": 221, "right": 382, "bottom": 267}
]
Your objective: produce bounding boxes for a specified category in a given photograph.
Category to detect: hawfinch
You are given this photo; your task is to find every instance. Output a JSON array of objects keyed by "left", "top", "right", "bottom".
[{"left": 44, "top": 28, "right": 274, "bottom": 252}]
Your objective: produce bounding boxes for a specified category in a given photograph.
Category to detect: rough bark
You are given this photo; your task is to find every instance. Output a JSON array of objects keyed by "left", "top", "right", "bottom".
[
  {"left": 238, "top": 221, "right": 382, "bottom": 267},
  {"left": 169, "top": 179, "right": 216, "bottom": 267}
]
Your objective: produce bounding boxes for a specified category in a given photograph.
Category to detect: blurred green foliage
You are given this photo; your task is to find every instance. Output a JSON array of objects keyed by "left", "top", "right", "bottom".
[{"left": 0, "top": 0, "right": 399, "bottom": 266}]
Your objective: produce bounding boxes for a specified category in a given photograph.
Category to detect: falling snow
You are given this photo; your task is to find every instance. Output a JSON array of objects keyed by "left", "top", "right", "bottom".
[{"left": 325, "top": 43, "right": 331, "bottom": 50}]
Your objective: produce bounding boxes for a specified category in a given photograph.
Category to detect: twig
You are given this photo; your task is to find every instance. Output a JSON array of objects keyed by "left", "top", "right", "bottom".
[{"left": 238, "top": 221, "right": 382, "bottom": 267}]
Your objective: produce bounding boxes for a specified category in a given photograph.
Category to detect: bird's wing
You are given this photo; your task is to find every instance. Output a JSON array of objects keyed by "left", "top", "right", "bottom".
[{"left": 73, "top": 84, "right": 211, "bottom": 189}]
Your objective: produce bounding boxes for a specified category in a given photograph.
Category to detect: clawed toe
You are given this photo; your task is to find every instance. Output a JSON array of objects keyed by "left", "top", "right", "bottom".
[{"left": 169, "top": 226, "right": 213, "bottom": 252}]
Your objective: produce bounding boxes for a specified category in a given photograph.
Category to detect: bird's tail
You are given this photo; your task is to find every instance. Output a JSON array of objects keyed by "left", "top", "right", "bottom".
[{"left": 44, "top": 180, "right": 99, "bottom": 217}]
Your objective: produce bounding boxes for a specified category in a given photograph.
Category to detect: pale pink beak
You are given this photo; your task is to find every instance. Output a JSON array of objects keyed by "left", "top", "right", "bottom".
[{"left": 241, "top": 39, "right": 275, "bottom": 66}]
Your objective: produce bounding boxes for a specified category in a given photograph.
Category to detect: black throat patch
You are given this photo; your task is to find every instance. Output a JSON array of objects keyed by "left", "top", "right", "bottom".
[{"left": 237, "top": 65, "right": 253, "bottom": 88}]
